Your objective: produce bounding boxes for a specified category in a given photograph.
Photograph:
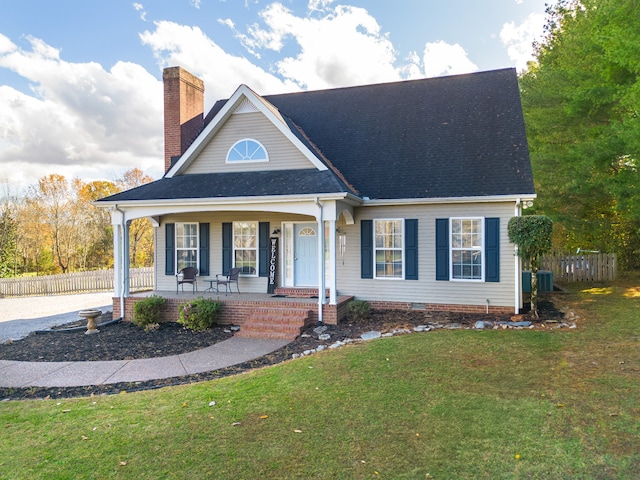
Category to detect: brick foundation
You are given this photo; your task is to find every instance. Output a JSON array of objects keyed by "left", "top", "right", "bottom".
[
  {"left": 367, "top": 300, "right": 513, "bottom": 315},
  {"left": 114, "top": 295, "right": 513, "bottom": 334},
  {"left": 113, "top": 295, "right": 354, "bottom": 327}
]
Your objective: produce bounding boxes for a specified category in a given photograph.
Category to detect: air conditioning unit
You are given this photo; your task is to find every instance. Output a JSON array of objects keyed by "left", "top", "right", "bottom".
[{"left": 522, "top": 270, "right": 553, "bottom": 292}]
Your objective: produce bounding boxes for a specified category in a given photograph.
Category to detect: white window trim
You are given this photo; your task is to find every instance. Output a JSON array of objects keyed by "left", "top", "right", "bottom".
[
  {"left": 373, "top": 218, "right": 405, "bottom": 280},
  {"left": 283, "top": 223, "right": 294, "bottom": 287},
  {"left": 175, "top": 222, "right": 199, "bottom": 274},
  {"left": 226, "top": 138, "right": 269, "bottom": 164},
  {"left": 233, "top": 221, "right": 259, "bottom": 277},
  {"left": 449, "top": 217, "right": 484, "bottom": 282}
]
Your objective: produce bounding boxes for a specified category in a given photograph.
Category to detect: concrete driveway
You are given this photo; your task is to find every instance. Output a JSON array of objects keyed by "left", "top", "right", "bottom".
[{"left": 0, "top": 292, "right": 113, "bottom": 342}]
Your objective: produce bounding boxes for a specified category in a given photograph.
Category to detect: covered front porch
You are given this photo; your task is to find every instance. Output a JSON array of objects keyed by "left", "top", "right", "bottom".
[
  {"left": 114, "top": 287, "right": 354, "bottom": 340},
  {"left": 105, "top": 194, "right": 360, "bottom": 336}
]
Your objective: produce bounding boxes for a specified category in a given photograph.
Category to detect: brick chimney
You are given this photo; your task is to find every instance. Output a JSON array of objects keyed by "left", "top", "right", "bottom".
[{"left": 163, "top": 67, "right": 205, "bottom": 172}]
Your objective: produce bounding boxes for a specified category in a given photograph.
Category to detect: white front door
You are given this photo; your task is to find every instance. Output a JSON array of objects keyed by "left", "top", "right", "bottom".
[{"left": 294, "top": 223, "right": 318, "bottom": 286}]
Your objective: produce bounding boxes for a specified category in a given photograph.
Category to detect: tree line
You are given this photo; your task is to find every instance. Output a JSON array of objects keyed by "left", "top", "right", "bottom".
[
  {"left": 0, "top": 168, "right": 153, "bottom": 277},
  {"left": 520, "top": 0, "right": 640, "bottom": 270}
]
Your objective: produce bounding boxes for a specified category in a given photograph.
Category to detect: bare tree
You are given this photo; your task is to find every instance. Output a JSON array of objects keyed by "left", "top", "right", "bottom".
[
  {"left": 74, "top": 179, "right": 118, "bottom": 269},
  {"left": 29, "top": 174, "right": 78, "bottom": 273}
]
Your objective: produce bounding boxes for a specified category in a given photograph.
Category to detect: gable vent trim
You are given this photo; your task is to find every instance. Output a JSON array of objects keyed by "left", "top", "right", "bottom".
[{"left": 234, "top": 98, "right": 259, "bottom": 114}]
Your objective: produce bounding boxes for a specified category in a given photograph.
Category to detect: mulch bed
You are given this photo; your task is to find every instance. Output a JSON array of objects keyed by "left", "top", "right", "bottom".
[{"left": 0, "top": 300, "right": 565, "bottom": 401}]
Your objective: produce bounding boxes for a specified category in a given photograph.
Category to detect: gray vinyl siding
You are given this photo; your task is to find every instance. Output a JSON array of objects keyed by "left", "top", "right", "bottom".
[
  {"left": 155, "top": 211, "right": 313, "bottom": 292},
  {"left": 335, "top": 202, "right": 517, "bottom": 309},
  {"left": 154, "top": 202, "right": 518, "bottom": 309},
  {"left": 184, "top": 112, "right": 316, "bottom": 174}
]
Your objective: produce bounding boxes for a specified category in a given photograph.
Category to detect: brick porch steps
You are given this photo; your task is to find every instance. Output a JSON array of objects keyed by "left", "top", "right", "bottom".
[{"left": 235, "top": 307, "right": 314, "bottom": 340}]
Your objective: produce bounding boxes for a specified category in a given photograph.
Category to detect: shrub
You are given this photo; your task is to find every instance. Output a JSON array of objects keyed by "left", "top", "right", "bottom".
[
  {"left": 132, "top": 295, "right": 165, "bottom": 331},
  {"left": 178, "top": 297, "right": 222, "bottom": 331},
  {"left": 346, "top": 300, "right": 371, "bottom": 324}
]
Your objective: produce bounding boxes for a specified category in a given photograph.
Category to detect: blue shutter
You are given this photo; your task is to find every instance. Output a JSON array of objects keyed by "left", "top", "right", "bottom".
[
  {"left": 435, "top": 218, "right": 449, "bottom": 281},
  {"left": 485, "top": 217, "right": 500, "bottom": 282},
  {"left": 361, "top": 220, "right": 373, "bottom": 279},
  {"left": 222, "top": 222, "right": 232, "bottom": 275},
  {"left": 165, "top": 223, "right": 175, "bottom": 275},
  {"left": 199, "top": 223, "right": 210, "bottom": 276},
  {"left": 405, "top": 219, "right": 418, "bottom": 280},
  {"left": 258, "top": 222, "right": 270, "bottom": 277}
]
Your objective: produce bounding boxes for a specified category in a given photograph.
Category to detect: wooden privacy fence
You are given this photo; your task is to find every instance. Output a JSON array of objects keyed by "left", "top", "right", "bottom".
[
  {"left": 527, "top": 252, "right": 617, "bottom": 283},
  {"left": 0, "top": 267, "right": 153, "bottom": 298}
]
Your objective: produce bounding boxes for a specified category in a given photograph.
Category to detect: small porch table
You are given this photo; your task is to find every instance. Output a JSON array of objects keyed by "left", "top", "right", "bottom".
[{"left": 201, "top": 278, "right": 219, "bottom": 293}]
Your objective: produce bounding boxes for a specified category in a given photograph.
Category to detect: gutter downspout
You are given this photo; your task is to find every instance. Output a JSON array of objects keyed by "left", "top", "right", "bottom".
[
  {"left": 314, "top": 197, "right": 324, "bottom": 325},
  {"left": 514, "top": 199, "right": 521, "bottom": 314}
]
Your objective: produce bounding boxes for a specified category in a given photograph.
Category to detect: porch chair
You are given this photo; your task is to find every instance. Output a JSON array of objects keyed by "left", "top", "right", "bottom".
[
  {"left": 176, "top": 267, "right": 198, "bottom": 294},
  {"left": 216, "top": 267, "right": 241, "bottom": 295}
]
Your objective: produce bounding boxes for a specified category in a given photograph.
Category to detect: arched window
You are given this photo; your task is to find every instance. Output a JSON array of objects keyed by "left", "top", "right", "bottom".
[{"left": 227, "top": 139, "right": 268, "bottom": 163}]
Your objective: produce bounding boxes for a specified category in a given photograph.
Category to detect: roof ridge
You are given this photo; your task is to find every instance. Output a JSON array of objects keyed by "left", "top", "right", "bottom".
[{"left": 264, "top": 67, "right": 516, "bottom": 99}]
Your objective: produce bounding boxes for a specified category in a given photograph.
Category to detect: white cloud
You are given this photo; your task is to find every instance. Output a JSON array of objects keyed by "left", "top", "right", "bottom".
[
  {"left": 132, "top": 2, "right": 147, "bottom": 22},
  {"left": 420, "top": 41, "right": 478, "bottom": 78},
  {"left": 307, "top": 0, "right": 335, "bottom": 12},
  {"left": 228, "top": 3, "right": 400, "bottom": 90},
  {"left": 0, "top": 33, "right": 17, "bottom": 55},
  {"left": 0, "top": 36, "right": 164, "bottom": 189},
  {"left": 500, "top": 12, "right": 546, "bottom": 72},
  {"left": 140, "top": 21, "right": 295, "bottom": 103}
]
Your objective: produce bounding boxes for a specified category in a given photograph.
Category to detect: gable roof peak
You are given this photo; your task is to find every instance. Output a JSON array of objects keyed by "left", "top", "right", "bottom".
[{"left": 164, "top": 81, "right": 329, "bottom": 177}]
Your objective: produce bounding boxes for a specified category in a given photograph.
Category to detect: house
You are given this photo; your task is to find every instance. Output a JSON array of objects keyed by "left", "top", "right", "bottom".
[{"left": 97, "top": 66, "right": 535, "bottom": 334}]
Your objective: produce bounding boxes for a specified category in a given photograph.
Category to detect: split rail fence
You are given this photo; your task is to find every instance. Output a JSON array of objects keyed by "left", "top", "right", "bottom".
[
  {"left": 0, "top": 267, "right": 153, "bottom": 298},
  {"left": 528, "top": 252, "right": 617, "bottom": 283}
]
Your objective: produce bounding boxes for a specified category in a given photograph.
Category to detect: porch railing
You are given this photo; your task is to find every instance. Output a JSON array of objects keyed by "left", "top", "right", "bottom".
[{"left": 0, "top": 267, "right": 154, "bottom": 298}]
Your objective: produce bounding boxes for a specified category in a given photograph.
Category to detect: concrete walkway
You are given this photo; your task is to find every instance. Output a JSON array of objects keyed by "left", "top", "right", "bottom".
[
  {"left": 0, "top": 293, "right": 290, "bottom": 389},
  {"left": 0, "top": 337, "right": 290, "bottom": 388}
]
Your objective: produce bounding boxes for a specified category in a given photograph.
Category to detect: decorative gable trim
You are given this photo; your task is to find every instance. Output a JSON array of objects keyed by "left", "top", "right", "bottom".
[
  {"left": 165, "top": 84, "right": 328, "bottom": 177},
  {"left": 233, "top": 98, "right": 259, "bottom": 114}
]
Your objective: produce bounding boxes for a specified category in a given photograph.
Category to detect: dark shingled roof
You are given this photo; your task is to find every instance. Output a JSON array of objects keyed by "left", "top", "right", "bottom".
[
  {"left": 99, "top": 169, "right": 351, "bottom": 202},
  {"left": 100, "top": 68, "right": 534, "bottom": 203}
]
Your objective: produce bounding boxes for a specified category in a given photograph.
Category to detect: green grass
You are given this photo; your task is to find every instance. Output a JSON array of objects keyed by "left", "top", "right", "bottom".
[{"left": 1, "top": 275, "right": 639, "bottom": 479}]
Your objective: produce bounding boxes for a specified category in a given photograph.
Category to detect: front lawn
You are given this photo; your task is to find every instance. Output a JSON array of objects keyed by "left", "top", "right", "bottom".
[{"left": 1, "top": 275, "right": 638, "bottom": 479}]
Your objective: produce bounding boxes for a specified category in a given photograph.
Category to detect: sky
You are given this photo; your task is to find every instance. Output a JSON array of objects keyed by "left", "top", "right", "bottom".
[{"left": 0, "top": 0, "right": 549, "bottom": 192}]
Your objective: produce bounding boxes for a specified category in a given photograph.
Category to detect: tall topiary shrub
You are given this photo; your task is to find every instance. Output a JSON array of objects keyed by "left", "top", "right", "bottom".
[{"left": 508, "top": 215, "right": 553, "bottom": 317}]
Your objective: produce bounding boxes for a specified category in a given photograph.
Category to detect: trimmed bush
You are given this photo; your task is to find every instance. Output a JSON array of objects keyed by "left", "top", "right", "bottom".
[
  {"left": 178, "top": 297, "right": 222, "bottom": 331},
  {"left": 346, "top": 300, "right": 371, "bottom": 324},
  {"left": 132, "top": 295, "right": 165, "bottom": 331}
]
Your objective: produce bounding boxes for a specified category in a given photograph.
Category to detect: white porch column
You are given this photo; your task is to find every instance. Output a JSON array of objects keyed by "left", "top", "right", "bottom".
[
  {"left": 328, "top": 219, "right": 337, "bottom": 305},
  {"left": 110, "top": 207, "right": 131, "bottom": 318},
  {"left": 123, "top": 220, "right": 131, "bottom": 297},
  {"left": 112, "top": 223, "right": 123, "bottom": 299},
  {"left": 315, "top": 199, "right": 325, "bottom": 324}
]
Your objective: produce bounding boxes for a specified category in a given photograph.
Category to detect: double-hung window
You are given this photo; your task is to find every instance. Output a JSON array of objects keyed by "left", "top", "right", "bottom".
[
  {"left": 176, "top": 223, "right": 198, "bottom": 272},
  {"left": 233, "top": 221, "right": 257, "bottom": 275},
  {"left": 451, "top": 218, "right": 483, "bottom": 280},
  {"left": 374, "top": 219, "right": 403, "bottom": 279}
]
